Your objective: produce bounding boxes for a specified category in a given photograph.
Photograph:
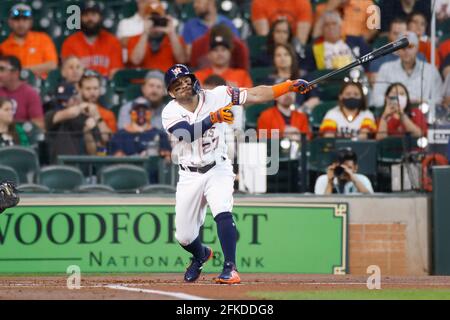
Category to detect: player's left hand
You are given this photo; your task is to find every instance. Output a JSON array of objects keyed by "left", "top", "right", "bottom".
[
  {"left": 0, "top": 181, "right": 20, "bottom": 214},
  {"left": 210, "top": 103, "right": 234, "bottom": 124},
  {"left": 291, "top": 79, "right": 312, "bottom": 95}
]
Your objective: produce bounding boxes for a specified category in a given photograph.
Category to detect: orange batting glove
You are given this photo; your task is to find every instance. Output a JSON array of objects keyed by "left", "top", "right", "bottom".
[
  {"left": 272, "top": 79, "right": 312, "bottom": 98},
  {"left": 210, "top": 103, "right": 234, "bottom": 124}
]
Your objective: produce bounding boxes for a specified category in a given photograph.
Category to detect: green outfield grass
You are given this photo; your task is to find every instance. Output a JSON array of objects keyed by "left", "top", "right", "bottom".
[{"left": 249, "top": 289, "right": 450, "bottom": 300}]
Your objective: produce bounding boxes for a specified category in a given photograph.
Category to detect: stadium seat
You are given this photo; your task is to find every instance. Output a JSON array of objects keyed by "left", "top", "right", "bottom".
[
  {"left": 111, "top": 69, "right": 150, "bottom": 92},
  {"left": 0, "top": 165, "right": 19, "bottom": 185},
  {"left": 250, "top": 66, "right": 273, "bottom": 85},
  {"left": 377, "top": 137, "right": 404, "bottom": 163},
  {"left": 76, "top": 184, "right": 116, "bottom": 194},
  {"left": 38, "top": 165, "right": 85, "bottom": 192},
  {"left": 100, "top": 164, "right": 149, "bottom": 192},
  {"left": 17, "top": 183, "right": 51, "bottom": 193},
  {"left": 17, "top": 121, "right": 45, "bottom": 147},
  {"left": 247, "top": 35, "right": 268, "bottom": 66},
  {"left": 20, "top": 69, "right": 41, "bottom": 91},
  {"left": 139, "top": 184, "right": 176, "bottom": 194},
  {"left": 122, "top": 84, "right": 142, "bottom": 103},
  {"left": 372, "top": 35, "right": 389, "bottom": 49},
  {"left": 0, "top": 146, "right": 40, "bottom": 183},
  {"left": 309, "top": 100, "right": 338, "bottom": 130},
  {"left": 245, "top": 102, "right": 273, "bottom": 129},
  {"left": 41, "top": 69, "right": 62, "bottom": 101},
  {"left": 308, "top": 137, "right": 337, "bottom": 173}
]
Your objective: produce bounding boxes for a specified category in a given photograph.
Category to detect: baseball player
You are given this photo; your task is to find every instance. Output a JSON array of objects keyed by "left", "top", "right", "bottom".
[{"left": 162, "top": 64, "right": 309, "bottom": 284}]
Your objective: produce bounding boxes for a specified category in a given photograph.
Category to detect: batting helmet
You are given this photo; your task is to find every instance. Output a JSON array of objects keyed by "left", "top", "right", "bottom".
[{"left": 164, "top": 64, "right": 201, "bottom": 94}]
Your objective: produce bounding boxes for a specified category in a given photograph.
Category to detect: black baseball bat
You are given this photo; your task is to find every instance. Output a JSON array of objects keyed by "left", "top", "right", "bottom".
[{"left": 306, "top": 36, "right": 410, "bottom": 88}]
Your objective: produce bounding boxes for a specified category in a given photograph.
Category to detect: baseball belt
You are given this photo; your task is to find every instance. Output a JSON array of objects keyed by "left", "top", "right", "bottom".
[{"left": 179, "top": 161, "right": 216, "bottom": 174}]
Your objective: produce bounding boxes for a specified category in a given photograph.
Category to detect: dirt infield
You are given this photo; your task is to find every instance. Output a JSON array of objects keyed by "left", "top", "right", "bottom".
[{"left": 1, "top": 274, "right": 450, "bottom": 300}]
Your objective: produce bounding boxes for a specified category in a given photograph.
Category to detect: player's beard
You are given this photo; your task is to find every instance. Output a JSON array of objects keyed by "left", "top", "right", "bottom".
[{"left": 81, "top": 21, "right": 102, "bottom": 37}]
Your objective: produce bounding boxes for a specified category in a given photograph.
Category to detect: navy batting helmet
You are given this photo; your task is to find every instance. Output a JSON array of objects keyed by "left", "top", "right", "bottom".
[{"left": 165, "top": 64, "right": 201, "bottom": 94}]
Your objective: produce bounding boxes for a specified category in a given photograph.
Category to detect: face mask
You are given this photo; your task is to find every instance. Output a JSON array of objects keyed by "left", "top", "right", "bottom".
[
  {"left": 398, "top": 95, "right": 408, "bottom": 111},
  {"left": 342, "top": 98, "right": 362, "bottom": 110}
]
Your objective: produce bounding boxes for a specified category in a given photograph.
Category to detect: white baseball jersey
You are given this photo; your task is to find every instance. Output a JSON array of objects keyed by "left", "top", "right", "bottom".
[{"left": 162, "top": 86, "right": 247, "bottom": 167}]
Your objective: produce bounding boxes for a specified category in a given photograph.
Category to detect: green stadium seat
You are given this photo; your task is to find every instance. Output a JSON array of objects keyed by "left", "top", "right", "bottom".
[
  {"left": 372, "top": 35, "right": 388, "bottom": 49},
  {"left": 0, "top": 165, "right": 19, "bottom": 185},
  {"left": 377, "top": 137, "right": 404, "bottom": 163},
  {"left": 100, "top": 164, "right": 149, "bottom": 192},
  {"left": 76, "top": 184, "right": 116, "bottom": 194},
  {"left": 17, "top": 183, "right": 50, "bottom": 193},
  {"left": 139, "top": 184, "right": 176, "bottom": 194},
  {"left": 0, "top": 146, "right": 40, "bottom": 183},
  {"left": 247, "top": 35, "right": 268, "bottom": 66},
  {"left": 250, "top": 66, "right": 273, "bottom": 85},
  {"left": 122, "top": 84, "right": 142, "bottom": 103},
  {"left": 38, "top": 165, "right": 85, "bottom": 192},
  {"left": 17, "top": 121, "right": 45, "bottom": 147},
  {"left": 42, "top": 69, "right": 62, "bottom": 101},
  {"left": 309, "top": 100, "right": 338, "bottom": 130},
  {"left": 111, "top": 69, "right": 150, "bottom": 92},
  {"left": 308, "top": 137, "right": 337, "bottom": 173},
  {"left": 245, "top": 102, "right": 273, "bottom": 129},
  {"left": 20, "top": 70, "right": 41, "bottom": 91}
]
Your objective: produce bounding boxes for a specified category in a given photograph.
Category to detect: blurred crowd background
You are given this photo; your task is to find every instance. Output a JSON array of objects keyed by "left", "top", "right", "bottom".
[{"left": 0, "top": 0, "right": 449, "bottom": 194}]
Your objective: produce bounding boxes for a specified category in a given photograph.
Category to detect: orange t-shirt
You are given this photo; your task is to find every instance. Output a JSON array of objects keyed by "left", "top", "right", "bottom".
[
  {"left": 98, "top": 105, "right": 117, "bottom": 133},
  {"left": 315, "top": 0, "right": 374, "bottom": 38},
  {"left": 0, "top": 31, "right": 57, "bottom": 77},
  {"left": 419, "top": 40, "right": 441, "bottom": 67},
  {"left": 257, "top": 106, "right": 311, "bottom": 139},
  {"left": 251, "top": 0, "right": 313, "bottom": 33},
  {"left": 127, "top": 34, "right": 184, "bottom": 72},
  {"left": 61, "top": 30, "right": 123, "bottom": 77},
  {"left": 195, "top": 68, "right": 253, "bottom": 88}
]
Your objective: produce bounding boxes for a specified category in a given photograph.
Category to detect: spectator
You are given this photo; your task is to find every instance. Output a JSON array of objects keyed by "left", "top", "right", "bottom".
[
  {"left": 195, "top": 35, "right": 253, "bottom": 88},
  {"left": 118, "top": 70, "right": 166, "bottom": 130},
  {"left": 110, "top": 100, "right": 171, "bottom": 157},
  {"left": 182, "top": 0, "right": 239, "bottom": 59},
  {"left": 128, "top": 2, "right": 186, "bottom": 72},
  {"left": 190, "top": 24, "right": 249, "bottom": 70},
  {"left": 313, "top": 0, "right": 377, "bottom": 41},
  {"left": 117, "top": 0, "right": 160, "bottom": 47},
  {"left": 320, "top": 82, "right": 376, "bottom": 139},
  {"left": 436, "top": 0, "right": 450, "bottom": 21},
  {"left": 45, "top": 83, "right": 101, "bottom": 162},
  {"left": 371, "top": 32, "right": 443, "bottom": 107},
  {"left": 251, "top": 0, "right": 313, "bottom": 45},
  {"left": 61, "top": 1, "right": 123, "bottom": 78},
  {"left": 442, "top": 73, "right": 450, "bottom": 108},
  {"left": 253, "top": 19, "right": 303, "bottom": 70},
  {"left": 407, "top": 11, "right": 440, "bottom": 66},
  {"left": 0, "top": 3, "right": 57, "bottom": 78},
  {"left": 202, "top": 74, "right": 226, "bottom": 89},
  {"left": 376, "top": 82, "right": 427, "bottom": 140},
  {"left": 368, "top": 18, "right": 408, "bottom": 82},
  {"left": 379, "top": 0, "right": 431, "bottom": 33},
  {"left": 266, "top": 43, "right": 320, "bottom": 111},
  {"left": 257, "top": 90, "right": 311, "bottom": 140},
  {"left": 78, "top": 70, "right": 117, "bottom": 147},
  {"left": 0, "top": 97, "right": 29, "bottom": 147},
  {"left": 61, "top": 56, "right": 85, "bottom": 86},
  {"left": 303, "top": 11, "right": 371, "bottom": 72},
  {"left": 0, "top": 56, "right": 44, "bottom": 130},
  {"left": 438, "top": 39, "right": 450, "bottom": 74},
  {"left": 314, "top": 148, "right": 374, "bottom": 194}
]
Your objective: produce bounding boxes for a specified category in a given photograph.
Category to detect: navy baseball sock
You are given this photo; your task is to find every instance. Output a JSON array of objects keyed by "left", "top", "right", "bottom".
[
  {"left": 214, "top": 212, "right": 237, "bottom": 265},
  {"left": 181, "top": 236, "right": 208, "bottom": 260}
]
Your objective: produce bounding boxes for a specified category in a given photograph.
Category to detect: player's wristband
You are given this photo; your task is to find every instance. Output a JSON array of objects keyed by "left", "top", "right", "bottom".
[{"left": 272, "top": 80, "right": 293, "bottom": 98}]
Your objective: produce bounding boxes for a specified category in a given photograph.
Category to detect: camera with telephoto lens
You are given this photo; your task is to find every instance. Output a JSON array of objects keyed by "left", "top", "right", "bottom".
[
  {"left": 334, "top": 165, "right": 346, "bottom": 179},
  {"left": 150, "top": 14, "right": 168, "bottom": 27}
]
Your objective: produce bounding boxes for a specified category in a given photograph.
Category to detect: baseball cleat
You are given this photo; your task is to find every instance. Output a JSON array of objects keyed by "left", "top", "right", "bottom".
[
  {"left": 184, "top": 247, "right": 214, "bottom": 282},
  {"left": 214, "top": 262, "right": 241, "bottom": 284}
]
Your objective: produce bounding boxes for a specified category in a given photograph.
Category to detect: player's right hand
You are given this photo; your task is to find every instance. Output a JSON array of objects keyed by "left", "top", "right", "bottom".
[{"left": 210, "top": 103, "right": 234, "bottom": 124}]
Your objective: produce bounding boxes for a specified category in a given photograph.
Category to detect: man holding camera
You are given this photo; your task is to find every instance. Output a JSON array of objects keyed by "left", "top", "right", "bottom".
[
  {"left": 314, "top": 148, "right": 374, "bottom": 194},
  {"left": 128, "top": 1, "right": 186, "bottom": 72}
]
